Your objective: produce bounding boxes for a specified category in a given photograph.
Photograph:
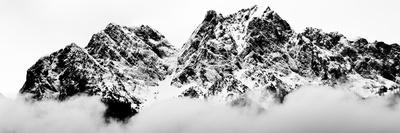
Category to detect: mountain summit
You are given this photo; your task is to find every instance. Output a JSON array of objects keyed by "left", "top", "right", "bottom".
[{"left": 20, "top": 5, "right": 400, "bottom": 120}]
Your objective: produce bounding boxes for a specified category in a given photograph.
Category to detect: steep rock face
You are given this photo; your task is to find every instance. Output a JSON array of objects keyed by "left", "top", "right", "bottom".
[
  {"left": 173, "top": 5, "right": 400, "bottom": 106},
  {"left": 173, "top": 6, "right": 296, "bottom": 104},
  {"left": 20, "top": 23, "right": 177, "bottom": 121}
]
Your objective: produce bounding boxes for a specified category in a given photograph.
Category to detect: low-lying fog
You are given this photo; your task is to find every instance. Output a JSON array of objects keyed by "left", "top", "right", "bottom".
[{"left": 1, "top": 86, "right": 399, "bottom": 133}]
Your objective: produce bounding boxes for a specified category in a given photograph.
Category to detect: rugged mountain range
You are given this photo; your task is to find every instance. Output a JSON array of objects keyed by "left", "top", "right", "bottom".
[{"left": 20, "top": 5, "right": 400, "bottom": 121}]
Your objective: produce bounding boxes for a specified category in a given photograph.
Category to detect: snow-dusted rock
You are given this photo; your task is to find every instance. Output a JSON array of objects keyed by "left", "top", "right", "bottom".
[
  {"left": 20, "top": 23, "right": 177, "bottom": 121},
  {"left": 172, "top": 5, "right": 294, "bottom": 104},
  {"left": 173, "top": 5, "right": 400, "bottom": 107}
]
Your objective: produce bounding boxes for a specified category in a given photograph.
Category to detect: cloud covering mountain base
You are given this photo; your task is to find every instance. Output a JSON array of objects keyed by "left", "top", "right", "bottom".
[{"left": 1, "top": 86, "right": 399, "bottom": 133}]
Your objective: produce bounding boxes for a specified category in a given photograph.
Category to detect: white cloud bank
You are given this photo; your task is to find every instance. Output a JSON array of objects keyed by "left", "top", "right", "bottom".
[{"left": 1, "top": 86, "right": 399, "bottom": 133}]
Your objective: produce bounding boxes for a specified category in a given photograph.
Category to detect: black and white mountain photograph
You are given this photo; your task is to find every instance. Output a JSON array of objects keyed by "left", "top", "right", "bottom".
[{"left": 1, "top": 0, "right": 400, "bottom": 132}]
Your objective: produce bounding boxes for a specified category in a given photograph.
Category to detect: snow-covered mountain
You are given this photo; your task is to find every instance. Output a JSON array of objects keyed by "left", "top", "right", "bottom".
[
  {"left": 20, "top": 23, "right": 177, "bottom": 121},
  {"left": 20, "top": 5, "right": 400, "bottom": 120},
  {"left": 173, "top": 5, "right": 399, "bottom": 106}
]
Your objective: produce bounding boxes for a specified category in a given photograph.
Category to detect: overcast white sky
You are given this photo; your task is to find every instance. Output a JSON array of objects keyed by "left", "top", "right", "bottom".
[{"left": 0, "top": 0, "right": 399, "bottom": 98}]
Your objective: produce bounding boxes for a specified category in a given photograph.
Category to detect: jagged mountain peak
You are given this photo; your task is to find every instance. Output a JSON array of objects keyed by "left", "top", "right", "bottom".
[
  {"left": 90, "top": 23, "right": 176, "bottom": 59},
  {"left": 180, "top": 5, "right": 292, "bottom": 58},
  {"left": 174, "top": 5, "right": 293, "bottom": 87},
  {"left": 173, "top": 5, "right": 399, "bottom": 107},
  {"left": 65, "top": 43, "right": 81, "bottom": 49},
  {"left": 57, "top": 43, "right": 88, "bottom": 58},
  {"left": 203, "top": 10, "right": 220, "bottom": 23},
  {"left": 260, "top": 6, "right": 275, "bottom": 18},
  {"left": 20, "top": 23, "right": 177, "bottom": 121}
]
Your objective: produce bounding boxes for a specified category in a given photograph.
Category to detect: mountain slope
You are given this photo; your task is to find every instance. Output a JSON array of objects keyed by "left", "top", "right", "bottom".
[{"left": 20, "top": 23, "right": 177, "bottom": 121}]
